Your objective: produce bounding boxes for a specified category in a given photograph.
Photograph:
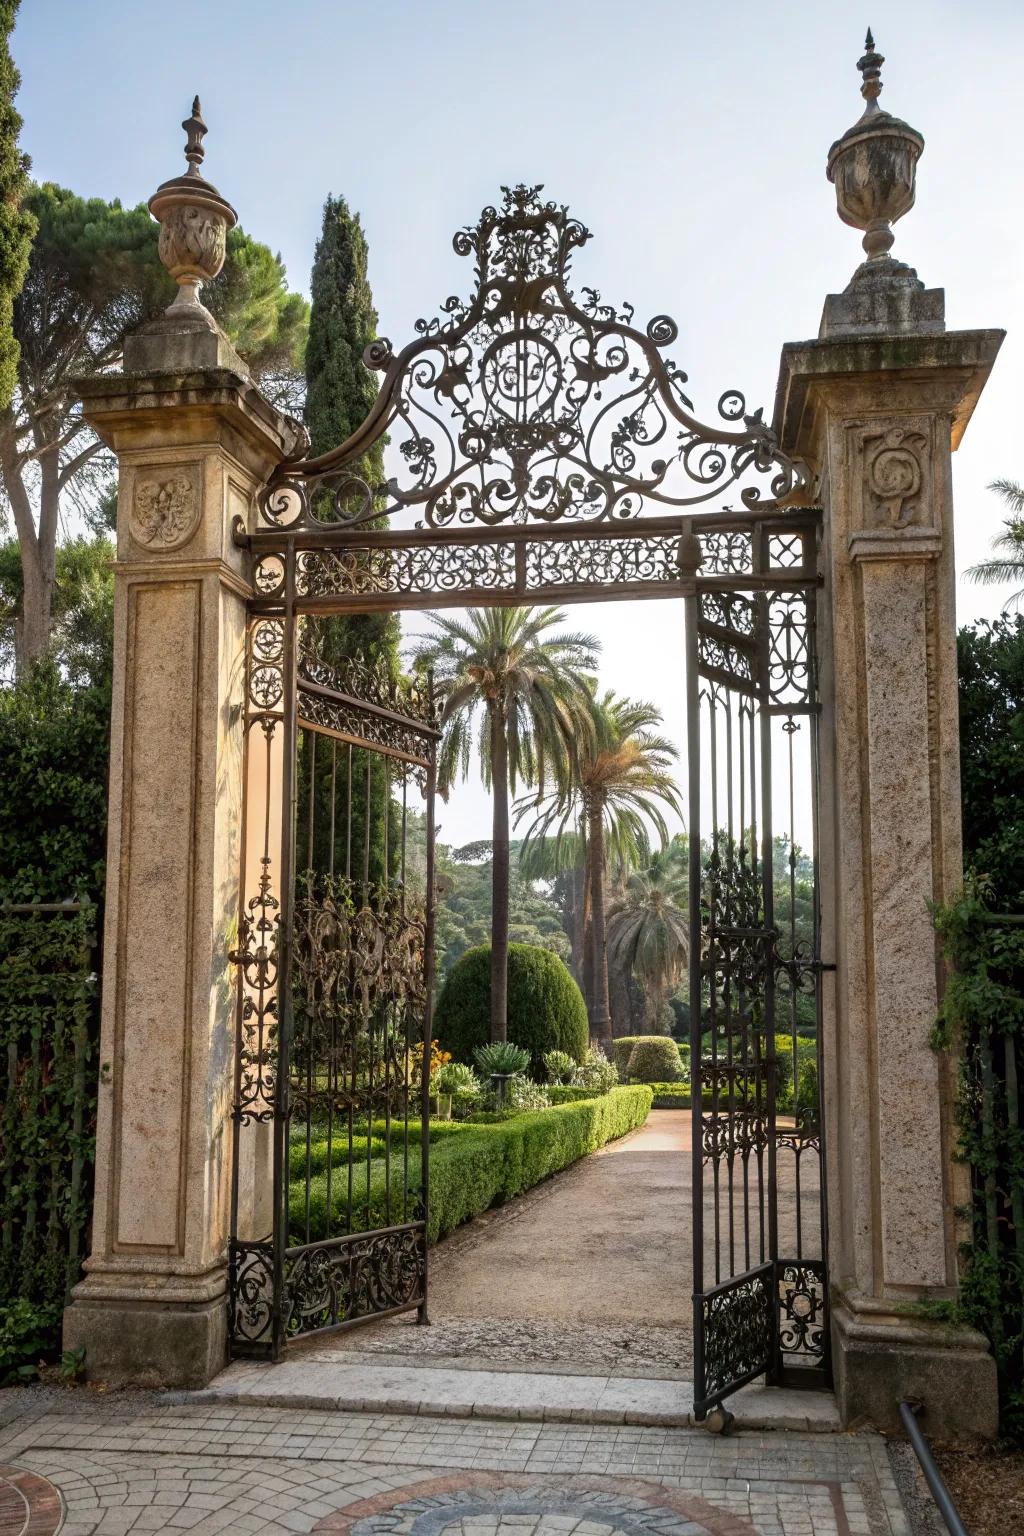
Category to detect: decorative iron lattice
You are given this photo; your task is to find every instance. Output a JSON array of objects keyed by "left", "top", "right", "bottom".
[
  {"left": 282, "top": 1223, "right": 426, "bottom": 1338},
  {"left": 229, "top": 621, "right": 436, "bottom": 1358},
  {"left": 701, "top": 1268, "right": 775, "bottom": 1400},
  {"left": 687, "top": 525, "right": 828, "bottom": 1416},
  {"left": 777, "top": 1259, "right": 828, "bottom": 1364},
  {"left": 256, "top": 184, "right": 809, "bottom": 533}
]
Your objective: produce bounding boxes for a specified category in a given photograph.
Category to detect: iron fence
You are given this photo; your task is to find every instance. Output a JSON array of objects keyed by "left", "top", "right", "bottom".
[{"left": 0, "top": 900, "right": 99, "bottom": 1315}]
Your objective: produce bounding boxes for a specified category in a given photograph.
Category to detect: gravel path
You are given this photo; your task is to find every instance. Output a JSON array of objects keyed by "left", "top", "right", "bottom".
[{"left": 308, "top": 1108, "right": 818, "bottom": 1375}]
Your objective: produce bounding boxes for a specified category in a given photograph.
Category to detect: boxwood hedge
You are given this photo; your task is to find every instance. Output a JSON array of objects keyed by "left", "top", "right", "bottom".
[{"left": 289, "top": 1085, "right": 653, "bottom": 1243}]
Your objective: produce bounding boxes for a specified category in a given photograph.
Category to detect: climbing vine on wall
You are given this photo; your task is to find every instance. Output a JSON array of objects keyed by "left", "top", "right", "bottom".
[{"left": 933, "top": 877, "right": 1024, "bottom": 1434}]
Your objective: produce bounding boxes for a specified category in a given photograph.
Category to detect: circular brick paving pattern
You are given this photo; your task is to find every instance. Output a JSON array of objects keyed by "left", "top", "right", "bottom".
[
  {"left": 0, "top": 1465, "right": 62, "bottom": 1536},
  {"left": 312, "top": 1473, "right": 760, "bottom": 1536}
]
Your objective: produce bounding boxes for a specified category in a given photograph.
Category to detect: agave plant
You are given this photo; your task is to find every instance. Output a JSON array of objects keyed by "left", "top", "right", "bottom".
[{"left": 474, "top": 1040, "right": 531, "bottom": 1076}]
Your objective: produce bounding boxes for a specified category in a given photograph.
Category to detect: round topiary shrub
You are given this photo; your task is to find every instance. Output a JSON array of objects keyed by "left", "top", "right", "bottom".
[
  {"left": 435, "top": 942, "right": 588, "bottom": 1078},
  {"left": 627, "top": 1036, "right": 683, "bottom": 1084},
  {"left": 612, "top": 1034, "right": 680, "bottom": 1078}
]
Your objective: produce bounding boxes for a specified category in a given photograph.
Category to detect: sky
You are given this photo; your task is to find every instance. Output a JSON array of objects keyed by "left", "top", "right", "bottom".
[{"left": 14, "top": 0, "right": 1024, "bottom": 848}]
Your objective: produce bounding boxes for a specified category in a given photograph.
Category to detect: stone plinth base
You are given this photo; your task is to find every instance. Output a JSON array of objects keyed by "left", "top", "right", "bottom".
[
  {"left": 818, "top": 264, "right": 945, "bottom": 338},
  {"left": 63, "top": 1276, "right": 228, "bottom": 1388},
  {"left": 832, "top": 1297, "right": 998, "bottom": 1440}
]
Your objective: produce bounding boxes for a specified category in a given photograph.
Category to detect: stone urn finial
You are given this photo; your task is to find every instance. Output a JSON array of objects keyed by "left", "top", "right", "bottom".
[
  {"left": 148, "top": 97, "right": 237, "bottom": 316},
  {"left": 826, "top": 31, "right": 924, "bottom": 276}
]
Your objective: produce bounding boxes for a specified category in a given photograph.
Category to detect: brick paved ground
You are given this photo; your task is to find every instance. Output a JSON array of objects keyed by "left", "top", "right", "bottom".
[{"left": 0, "top": 1396, "right": 910, "bottom": 1536}]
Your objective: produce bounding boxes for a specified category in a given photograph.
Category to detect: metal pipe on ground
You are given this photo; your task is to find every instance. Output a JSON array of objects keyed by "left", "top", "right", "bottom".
[{"left": 898, "top": 1401, "right": 969, "bottom": 1536}]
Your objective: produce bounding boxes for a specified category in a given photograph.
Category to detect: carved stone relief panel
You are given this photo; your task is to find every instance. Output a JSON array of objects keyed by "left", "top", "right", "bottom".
[
  {"left": 847, "top": 416, "right": 935, "bottom": 535},
  {"left": 130, "top": 464, "right": 202, "bottom": 551}
]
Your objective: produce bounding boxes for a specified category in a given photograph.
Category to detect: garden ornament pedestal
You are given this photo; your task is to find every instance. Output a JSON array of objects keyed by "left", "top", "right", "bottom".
[
  {"left": 61, "top": 108, "right": 303, "bottom": 1387},
  {"left": 773, "top": 34, "right": 1004, "bottom": 1438}
]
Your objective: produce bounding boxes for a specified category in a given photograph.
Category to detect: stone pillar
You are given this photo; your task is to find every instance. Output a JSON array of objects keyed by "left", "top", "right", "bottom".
[
  {"left": 61, "top": 351, "right": 298, "bottom": 1386},
  {"left": 776, "top": 322, "right": 1001, "bottom": 1436},
  {"left": 771, "top": 28, "right": 1007, "bottom": 1441},
  {"left": 62, "top": 105, "right": 302, "bottom": 1386}
]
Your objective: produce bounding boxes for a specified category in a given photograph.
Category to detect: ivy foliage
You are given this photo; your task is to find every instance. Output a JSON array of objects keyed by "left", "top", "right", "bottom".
[
  {"left": 0, "top": 906, "right": 98, "bottom": 1352},
  {"left": 934, "top": 880, "right": 1024, "bottom": 1435},
  {"left": 931, "top": 616, "right": 1024, "bottom": 1434},
  {"left": 0, "top": 654, "right": 110, "bottom": 1373}
]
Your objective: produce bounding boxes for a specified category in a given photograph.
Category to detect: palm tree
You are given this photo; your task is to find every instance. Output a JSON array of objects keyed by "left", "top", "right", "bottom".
[
  {"left": 966, "top": 479, "right": 1024, "bottom": 609},
  {"left": 607, "top": 855, "right": 689, "bottom": 1028},
  {"left": 517, "top": 693, "right": 681, "bottom": 1046},
  {"left": 413, "top": 607, "right": 598, "bottom": 1042}
]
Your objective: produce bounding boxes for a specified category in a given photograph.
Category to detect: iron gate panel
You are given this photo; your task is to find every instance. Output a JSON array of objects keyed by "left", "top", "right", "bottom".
[
  {"left": 686, "top": 520, "right": 829, "bottom": 1418},
  {"left": 229, "top": 183, "right": 830, "bottom": 1391},
  {"left": 229, "top": 608, "right": 438, "bottom": 1358}
]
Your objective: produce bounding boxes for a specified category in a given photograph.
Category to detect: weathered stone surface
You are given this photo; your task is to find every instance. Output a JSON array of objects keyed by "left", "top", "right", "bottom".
[
  {"left": 62, "top": 326, "right": 295, "bottom": 1388},
  {"left": 775, "top": 323, "right": 1003, "bottom": 1439},
  {"left": 819, "top": 272, "right": 945, "bottom": 338}
]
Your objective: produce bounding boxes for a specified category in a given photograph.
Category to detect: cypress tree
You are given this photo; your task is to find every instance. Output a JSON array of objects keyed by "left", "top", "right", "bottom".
[
  {"left": 0, "top": 0, "right": 35, "bottom": 412},
  {"left": 301, "top": 195, "right": 400, "bottom": 885}
]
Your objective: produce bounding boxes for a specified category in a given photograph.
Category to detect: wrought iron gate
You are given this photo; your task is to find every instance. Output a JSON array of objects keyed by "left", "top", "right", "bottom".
[
  {"left": 685, "top": 519, "right": 830, "bottom": 1418},
  {"left": 228, "top": 182, "right": 831, "bottom": 1385},
  {"left": 229, "top": 604, "right": 438, "bottom": 1357}
]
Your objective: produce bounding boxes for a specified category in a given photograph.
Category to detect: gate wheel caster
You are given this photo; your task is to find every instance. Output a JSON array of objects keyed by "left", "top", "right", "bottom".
[{"left": 702, "top": 1406, "right": 735, "bottom": 1436}]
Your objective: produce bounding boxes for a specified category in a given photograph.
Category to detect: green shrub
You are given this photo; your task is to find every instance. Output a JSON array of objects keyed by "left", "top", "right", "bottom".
[
  {"left": 773, "top": 1035, "right": 818, "bottom": 1112},
  {"left": 543, "top": 1049, "right": 576, "bottom": 1084},
  {"left": 434, "top": 1061, "right": 481, "bottom": 1098},
  {"left": 436, "top": 943, "right": 588, "bottom": 1076},
  {"left": 548, "top": 1084, "right": 607, "bottom": 1103},
  {"left": 291, "top": 1086, "right": 653, "bottom": 1243},
  {"left": 612, "top": 1035, "right": 680, "bottom": 1077},
  {"left": 288, "top": 1135, "right": 387, "bottom": 1179},
  {"left": 505, "top": 1074, "right": 550, "bottom": 1112},
  {"left": 627, "top": 1037, "right": 682, "bottom": 1083},
  {"left": 647, "top": 1083, "right": 692, "bottom": 1107},
  {"left": 0, "top": 1298, "right": 60, "bottom": 1385},
  {"left": 574, "top": 1044, "right": 618, "bottom": 1093}
]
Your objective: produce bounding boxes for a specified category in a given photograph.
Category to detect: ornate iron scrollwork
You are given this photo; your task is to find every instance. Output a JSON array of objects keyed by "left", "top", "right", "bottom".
[
  {"left": 702, "top": 1269, "right": 774, "bottom": 1399},
  {"left": 777, "top": 1259, "right": 827, "bottom": 1362},
  {"left": 283, "top": 1224, "right": 426, "bottom": 1337},
  {"left": 258, "top": 184, "right": 808, "bottom": 532}
]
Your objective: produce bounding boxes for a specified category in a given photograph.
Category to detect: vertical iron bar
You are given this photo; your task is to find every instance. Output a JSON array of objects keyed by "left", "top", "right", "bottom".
[
  {"left": 685, "top": 592, "right": 705, "bottom": 1414},
  {"left": 419, "top": 714, "right": 438, "bottom": 1323},
  {"left": 272, "top": 559, "right": 299, "bottom": 1359},
  {"left": 756, "top": 536, "right": 779, "bottom": 1384},
  {"left": 329, "top": 741, "right": 337, "bottom": 878},
  {"left": 807, "top": 559, "right": 832, "bottom": 1382},
  {"left": 346, "top": 743, "right": 353, "bottom": 880}
]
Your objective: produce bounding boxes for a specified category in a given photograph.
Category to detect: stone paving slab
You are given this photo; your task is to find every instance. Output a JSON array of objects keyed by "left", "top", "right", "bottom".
[
  {"left": 192, "top": 1360, "right": 840, "bottom": 1433},
  {"left": 0, "top": 1399, "right": 900, "bottom": 1536}
]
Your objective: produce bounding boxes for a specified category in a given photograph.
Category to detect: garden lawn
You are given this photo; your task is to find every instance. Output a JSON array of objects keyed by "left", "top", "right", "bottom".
[{"left": 288, "top": 1085, "right": 652, "bottom": 1244}]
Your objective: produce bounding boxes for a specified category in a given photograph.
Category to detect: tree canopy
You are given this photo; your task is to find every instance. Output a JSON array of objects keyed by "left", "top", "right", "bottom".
[
  {"left": 0, "top": 1, "right": 34, "bottom": 413},
  {"left": 0, "top": 182, "right": 308, "bottom": 670}
]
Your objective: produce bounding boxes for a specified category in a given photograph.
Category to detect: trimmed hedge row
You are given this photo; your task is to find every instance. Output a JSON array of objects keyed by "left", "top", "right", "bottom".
[
  {"left": 547, "top": 1084, "right": 609, "bottom": 1104},
  {"left": 289, "top": 1086, "right": 653, "bottom": 1243}
]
